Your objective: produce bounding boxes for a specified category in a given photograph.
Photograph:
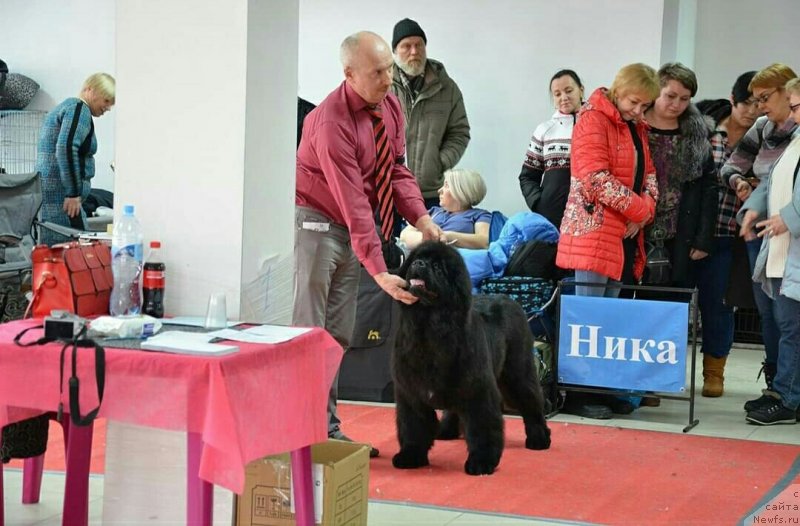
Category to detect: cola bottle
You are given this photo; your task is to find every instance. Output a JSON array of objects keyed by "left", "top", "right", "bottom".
[{"left": 143, "top": 241, "right": 165, "bottom": 318}]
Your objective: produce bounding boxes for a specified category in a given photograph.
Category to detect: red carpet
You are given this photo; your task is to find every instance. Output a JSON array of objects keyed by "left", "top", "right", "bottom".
[
  {"left": 6, "top": 410, "right": 799, "bottom": 524},
  {"left": 6, "top": 418, "right": 106, "bottom": 475},
  {"left": 339, "top": 404, "right": 800, "bottom": 525}
]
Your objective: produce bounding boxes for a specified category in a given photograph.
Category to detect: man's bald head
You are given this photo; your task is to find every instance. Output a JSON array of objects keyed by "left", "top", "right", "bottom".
[{"left": 341, "top": 31, "right": 394, "bottom": 105}]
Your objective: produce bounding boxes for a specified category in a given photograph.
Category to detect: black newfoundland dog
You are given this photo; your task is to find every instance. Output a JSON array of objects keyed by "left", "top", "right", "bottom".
[{"left": 391, "top": 241, "right": 551, "bottom": 475}]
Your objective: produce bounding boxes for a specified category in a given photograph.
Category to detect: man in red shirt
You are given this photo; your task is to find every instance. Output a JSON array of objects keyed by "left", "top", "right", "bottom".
[{"left": 295, "top": 31, "right": 444, "bottom": 456}]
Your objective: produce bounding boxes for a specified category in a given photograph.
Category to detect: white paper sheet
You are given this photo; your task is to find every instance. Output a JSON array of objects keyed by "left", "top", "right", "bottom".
[{"left": 140, "top": 331, "right": 239, "bottom": 356}]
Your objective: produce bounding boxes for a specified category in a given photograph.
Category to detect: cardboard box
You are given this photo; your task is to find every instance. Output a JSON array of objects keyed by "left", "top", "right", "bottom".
[{"left": 234, "top": 440, "right": 370, "bottom": 526}]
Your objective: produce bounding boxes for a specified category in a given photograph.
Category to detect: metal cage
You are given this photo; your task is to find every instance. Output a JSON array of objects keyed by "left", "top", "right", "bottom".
[{"left": 0, "top": 110, "right": 45, "bottom": 175}]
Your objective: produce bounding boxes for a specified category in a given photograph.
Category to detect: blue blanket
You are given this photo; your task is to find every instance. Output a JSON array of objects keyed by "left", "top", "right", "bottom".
[{"left": 458, "top": 212, "right": 559, "bottom": 290}]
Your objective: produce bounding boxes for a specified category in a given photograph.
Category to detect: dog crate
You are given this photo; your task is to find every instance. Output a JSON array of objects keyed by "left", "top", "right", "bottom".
[
  {"left": 0, "top": 110, "right": 45, "bottom": 175},
  {"left": 733, "top": 307, "right": 763, "bottom": 345}
]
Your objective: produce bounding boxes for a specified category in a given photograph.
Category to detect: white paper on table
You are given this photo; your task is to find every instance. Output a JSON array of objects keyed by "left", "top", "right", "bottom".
[
  {"left": 289, "top": 463, "right": 324, "bottom": 523},
  {"left": 162, "top": 316, "right": 241, "bottom": 328},
  {"left": 225, "top": 325, "right": 311, "bottom": 343},
  {"left": 140, "top": 331, "right": 239, "bottom": 356}
]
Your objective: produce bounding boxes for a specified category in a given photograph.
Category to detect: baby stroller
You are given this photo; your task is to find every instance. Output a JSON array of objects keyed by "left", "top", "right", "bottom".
[
  {"left": 0, "top": 171, "right": 41, "bottom": 282},
  {"left": 479, "top": 240, "right": 563, "bottom": 414}
]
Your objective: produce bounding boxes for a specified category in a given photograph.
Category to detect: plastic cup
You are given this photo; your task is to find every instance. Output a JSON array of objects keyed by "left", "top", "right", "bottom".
[{"left": 204, "top": 293, "right": 227, "bottom": 329}]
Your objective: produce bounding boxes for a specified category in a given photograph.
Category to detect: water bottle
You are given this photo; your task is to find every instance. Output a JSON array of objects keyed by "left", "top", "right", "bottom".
[
  {"left": 110, "top": 205, "right": 143, "bottom": 316},
  {"left": 143, "top": 241, "right": 165, "bottom": 318}
]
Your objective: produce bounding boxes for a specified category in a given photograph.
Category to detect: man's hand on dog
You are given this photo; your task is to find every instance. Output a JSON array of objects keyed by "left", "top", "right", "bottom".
[
  {"left": 414, "top": 215, "right": 447, "bottom": 243},
  {"left": 375, "top": 272, "right": 418, "bottom": 304}
]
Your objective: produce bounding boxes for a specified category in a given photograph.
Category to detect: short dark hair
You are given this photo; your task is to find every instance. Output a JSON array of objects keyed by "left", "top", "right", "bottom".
[
  {"left": 550, "top": 69, "right": 583, "bottom": 90},
  {"left": 731, "top": 71, "right": 757, "bottom": 104},
  {"left": 658, "top": 62, "right": 698, "bottom": 97}
]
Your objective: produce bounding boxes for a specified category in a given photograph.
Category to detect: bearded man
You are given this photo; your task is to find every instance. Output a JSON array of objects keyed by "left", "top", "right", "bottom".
[{"left": 390, "top": 18, "right": 471, "bottom": 210}]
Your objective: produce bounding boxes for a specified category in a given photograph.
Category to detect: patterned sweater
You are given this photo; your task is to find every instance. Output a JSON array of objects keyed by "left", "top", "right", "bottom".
[
  {"left": 36, "top": 97, "right": 97, "bottom": 244},
  {"left": 518, "top": 110, "right": 576, "bottom": 228},
  {"left": 720, "top": 115, "right": 797, "bottom": 189}
]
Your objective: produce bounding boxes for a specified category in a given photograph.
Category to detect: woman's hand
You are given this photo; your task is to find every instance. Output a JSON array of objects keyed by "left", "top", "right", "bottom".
[
  {"left": 624, "top": 221, "right": 646, "bottom": 239},
  {"left": 756, "top": 214, "right": 788, "bottom": 238},
  {"left": 689, "top": 249, "right": 708, "bottom": 261},
  {"left": 63, "top": 197, "right": 82, "bottom": 218},
  {"left": 740, "top": 209, "right": 761, "bottom": 241},
  {"left": 735, "top": 178, "right": 753, "bottom": 202}
]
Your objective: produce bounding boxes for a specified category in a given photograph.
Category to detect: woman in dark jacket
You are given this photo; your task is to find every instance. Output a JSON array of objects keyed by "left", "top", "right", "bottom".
[
  {"left": 641, "top": 63, "right": 718, "bottom": 393},
  {"left": 642, "top": 63, "right": 717, "bottom": 287}
]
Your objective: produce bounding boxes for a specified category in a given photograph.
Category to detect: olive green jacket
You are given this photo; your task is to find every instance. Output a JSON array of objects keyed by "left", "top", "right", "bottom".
[{"left": 391, "top": 59, "right": 470, "bottom": 199}]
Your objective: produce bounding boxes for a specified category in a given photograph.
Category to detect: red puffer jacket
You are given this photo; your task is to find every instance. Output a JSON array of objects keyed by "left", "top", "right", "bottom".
[{"left": 556, "top": 88, "right": 658, "bottom": 281}]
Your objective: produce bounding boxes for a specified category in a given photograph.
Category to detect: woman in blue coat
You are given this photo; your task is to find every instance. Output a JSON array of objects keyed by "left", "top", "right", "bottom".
[
  {"left": 37, "top": 72, "right": 115, "bottom": 245},
  {"left": 738, "top": 78, "right": 800, "bottom": 425}
]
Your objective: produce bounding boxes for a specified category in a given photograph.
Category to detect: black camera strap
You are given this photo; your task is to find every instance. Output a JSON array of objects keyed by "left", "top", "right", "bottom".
[
  {"left": 14, "top": 324, "right": 106, "bottom": 427},
  {"left": 58, "top": 337, "right": 105, "bottom": 426}
]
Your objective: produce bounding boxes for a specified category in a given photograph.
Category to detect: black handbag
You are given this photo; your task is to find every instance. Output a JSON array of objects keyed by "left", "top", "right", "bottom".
[
  {"left": 644, "top": 239, "right": 671, "bottom": 285},
  {"left": 1, "top": 414, "right": 49, "bottom": 462}
]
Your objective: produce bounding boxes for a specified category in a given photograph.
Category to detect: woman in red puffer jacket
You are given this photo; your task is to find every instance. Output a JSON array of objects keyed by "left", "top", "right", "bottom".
[{"left": 557, "top": 63, "right": 660, "bottom": 297}]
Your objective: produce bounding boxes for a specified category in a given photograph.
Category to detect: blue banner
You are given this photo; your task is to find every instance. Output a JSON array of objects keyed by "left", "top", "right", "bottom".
[{"left": 558, "top": 295, "right": 689, "bottom": 392}]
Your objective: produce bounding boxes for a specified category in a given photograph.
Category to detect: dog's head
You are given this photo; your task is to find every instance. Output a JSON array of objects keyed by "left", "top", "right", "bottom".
[{"left": 396, "top": 241, "right": 472, "bottom": 310}]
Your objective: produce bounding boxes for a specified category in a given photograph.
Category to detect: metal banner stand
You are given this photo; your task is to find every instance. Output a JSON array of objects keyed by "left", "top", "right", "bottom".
[{"left": 553, "top": 280, "right": 700, "bottom": 433}]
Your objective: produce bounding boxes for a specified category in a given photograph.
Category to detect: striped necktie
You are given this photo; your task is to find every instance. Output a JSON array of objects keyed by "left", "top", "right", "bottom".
[{"left": 366, "top": 105, "right": 395, "bottom": 241}]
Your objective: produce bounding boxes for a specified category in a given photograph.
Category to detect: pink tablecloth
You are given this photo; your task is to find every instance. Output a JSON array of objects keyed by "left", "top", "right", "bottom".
[{"left": 0, "top": 319, "right": 343, "bottom": 493}]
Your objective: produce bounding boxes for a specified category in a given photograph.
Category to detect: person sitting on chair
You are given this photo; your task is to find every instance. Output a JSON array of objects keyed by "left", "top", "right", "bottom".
[{"left": 400, "top": 168, "right": 491, "bottom": 249}]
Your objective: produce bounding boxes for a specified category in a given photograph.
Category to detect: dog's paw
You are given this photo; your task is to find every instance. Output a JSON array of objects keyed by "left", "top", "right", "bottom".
[
  {"left": 525, "top": 425, "right": 551, "bottom": 450},
  {"left": 392, "top": 448, "right": 429, "bottom": 469},
  {"left": 464, "top": 450, "right": 499, "bottom": 476}
]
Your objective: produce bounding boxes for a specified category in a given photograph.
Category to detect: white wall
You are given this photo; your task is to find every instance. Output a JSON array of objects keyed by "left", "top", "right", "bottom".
[
  {"left": 694, "top": 0, "right": 800, "bottom": 101},
  {"left": 0, "top": 0, "right": 116, "bottom": 191},
  {"left": 4, "top": 0, "right": 799, "bottom": 212},
  {"left": 298, "top": 0, "right": 665, "bottom": 215}
]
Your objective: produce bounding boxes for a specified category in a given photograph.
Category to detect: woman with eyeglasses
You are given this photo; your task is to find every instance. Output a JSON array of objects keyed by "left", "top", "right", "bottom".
[
  {"left": 736, "top": 78, "right": 800, "bottom": 425},
  {"left": 721, "top": 63, "right": 798, "bottom": 401}
]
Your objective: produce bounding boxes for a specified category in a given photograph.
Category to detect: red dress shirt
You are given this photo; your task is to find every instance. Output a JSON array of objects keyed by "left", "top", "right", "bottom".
[{"left": 296, "top": 81, "right": 427, "bottom": 275}]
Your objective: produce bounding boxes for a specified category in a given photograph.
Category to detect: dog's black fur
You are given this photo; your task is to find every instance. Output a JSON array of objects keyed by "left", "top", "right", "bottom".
[{"left": 391, "top": 241, "right": 551, "bottom": 475}]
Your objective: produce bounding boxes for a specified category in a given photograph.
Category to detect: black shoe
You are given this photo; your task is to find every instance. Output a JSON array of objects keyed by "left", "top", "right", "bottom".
[
  {"left": 329, "top": 431, "right": 380, "bottom": 458},
  {"left": 746, "top": 399, "right": 797, "bottom": 426},
  {"left": 562, "top": 402, "right": 613, "bottom": 419},
  {"left": 743, "top": 392, "right": 779, "bottom": 412},
  {"left": 607, "top": 399, "right": 636, "bottom": 415}
]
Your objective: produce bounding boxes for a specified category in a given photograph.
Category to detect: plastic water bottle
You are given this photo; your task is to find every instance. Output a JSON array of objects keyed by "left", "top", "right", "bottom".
[
  {"left": 110, "top": 205, "right": 143, "bottom": 316},
  {"left": 142, "top": 241, "right": 165, "bottom": 318}
]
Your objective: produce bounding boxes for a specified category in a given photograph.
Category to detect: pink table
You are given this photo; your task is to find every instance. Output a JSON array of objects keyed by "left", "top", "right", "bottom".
[{"left": 0, "top": 319, "right": 343, "bottom": 526}]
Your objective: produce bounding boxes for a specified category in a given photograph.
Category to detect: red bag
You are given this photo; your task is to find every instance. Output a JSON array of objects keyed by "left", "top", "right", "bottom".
[{"left": 27, "top": 241, "right": 113, "bottom": 318}]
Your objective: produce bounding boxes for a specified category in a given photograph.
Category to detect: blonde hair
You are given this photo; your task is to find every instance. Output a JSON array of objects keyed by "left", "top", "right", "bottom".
[
  {"left": 749, "top": 63, "right": 797, "bottom": 91},
  {"left": 444, "top": 169, "right": 486, "bottom": 208},
  {"left": 786, "top": 78, "right": 800, "bottom": 98},
  {"left": 82, "top": 73, "right": 115, "bottom": 101},
  {"left": 607, "top": 63, "right": 660, "bottom": 102}
]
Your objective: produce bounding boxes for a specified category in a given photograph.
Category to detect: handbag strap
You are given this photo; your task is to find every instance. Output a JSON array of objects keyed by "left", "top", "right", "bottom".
[
  {"left": 23, "top": 270, "right": 57, "bottom": 319},
  {"left": 59, "top": 336, "right": 105, "bottom": 427},
  {"left": 14, "top": 324, "right": 105, "bottom": 427}
]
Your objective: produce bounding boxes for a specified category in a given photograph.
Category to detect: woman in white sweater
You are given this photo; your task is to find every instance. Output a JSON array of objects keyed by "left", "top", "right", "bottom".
[{"left": 518, "top": 69, "right": 584, "bottom": 229}]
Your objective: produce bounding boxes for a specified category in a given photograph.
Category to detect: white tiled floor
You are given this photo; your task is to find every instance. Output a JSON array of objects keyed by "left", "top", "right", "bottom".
[{"left": 2, "top": 345, "right": 798, "bottom": 525}]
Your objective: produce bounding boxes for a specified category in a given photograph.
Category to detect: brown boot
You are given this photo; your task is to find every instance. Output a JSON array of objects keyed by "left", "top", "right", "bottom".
[{"left": 702, "top": 355, "right": 727, "bottom": 397}]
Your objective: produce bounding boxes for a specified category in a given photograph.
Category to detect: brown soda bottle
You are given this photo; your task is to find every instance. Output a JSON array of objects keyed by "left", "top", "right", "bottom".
[{"left": 143, "top": 241, "right": 165, "bottom": 318}]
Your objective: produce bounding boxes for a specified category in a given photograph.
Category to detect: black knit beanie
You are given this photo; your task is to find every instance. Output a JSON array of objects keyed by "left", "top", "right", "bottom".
[{"left": 392, "top": 18, "right": 427, "bottom": 50}]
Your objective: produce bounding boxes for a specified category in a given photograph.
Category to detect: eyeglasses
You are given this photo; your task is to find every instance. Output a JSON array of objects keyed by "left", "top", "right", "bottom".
[
  {"left": 754, "top": 89, "right": 777, "bottom": 105},
  {"left": 790, "top": 101, "right": 800, "bottom": 112}
]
